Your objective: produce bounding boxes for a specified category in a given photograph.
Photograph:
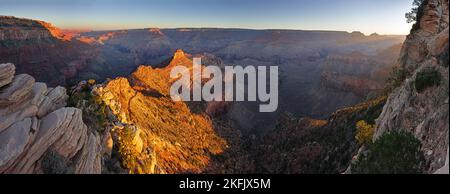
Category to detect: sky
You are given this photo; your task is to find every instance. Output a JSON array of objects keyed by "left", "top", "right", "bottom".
[{"left": 0, "top": 0, "right": 414, "bottom": 35}]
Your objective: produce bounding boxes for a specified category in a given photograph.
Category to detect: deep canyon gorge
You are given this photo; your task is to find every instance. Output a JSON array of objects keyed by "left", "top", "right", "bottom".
[{"left": 0, "top": 0, "right": 448, "bottom": 174}]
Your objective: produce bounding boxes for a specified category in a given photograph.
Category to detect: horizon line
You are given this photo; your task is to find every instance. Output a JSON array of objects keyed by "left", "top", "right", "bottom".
[
  {"left": 1, "top": 15, "right": 410, "bottom": 36},
  {"left": 67, "top": 27, "right": 409, "bottom": 36}
]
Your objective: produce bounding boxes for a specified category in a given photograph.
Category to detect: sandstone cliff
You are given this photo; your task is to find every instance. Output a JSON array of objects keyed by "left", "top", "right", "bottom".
[
  {"left": 0, "top": 16, "right": 96, "bottom": 86},
  {"left": 0, "top": 63, "right": 102, "bottom": 174},
  {"left": 374, "top": 0, "right": 449, "bottom": 173}
]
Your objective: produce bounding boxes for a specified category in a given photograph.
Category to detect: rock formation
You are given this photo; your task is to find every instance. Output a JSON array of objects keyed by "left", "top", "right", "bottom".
[
  {"left": 93, "top": 50, "right": 238, "bottom": 174},
  {"left": 374, "top": 0, "right": 449, "bottom": 173},
  {"left": 0, "top": 63, "right": 102, "bottom": 174},
  {"left": 0, "top": 16, "right": 96, "bottom": 86}
]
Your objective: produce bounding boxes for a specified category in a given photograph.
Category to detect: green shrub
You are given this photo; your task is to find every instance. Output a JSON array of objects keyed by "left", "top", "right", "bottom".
[
  {"left": 68, "top": 85, "right": 108, "bottom": 132},
  {"left": 384, "top": 66, "right": 408, "bottom": 94},
  {"left": 352, "top": 131, "right": 424, "bottom": 174},
  {"left": 415, "top": 67, "right": 441, "bottom": 92},
  {"left": 41, "top": 150, "right": 74, "bottom": 174}
]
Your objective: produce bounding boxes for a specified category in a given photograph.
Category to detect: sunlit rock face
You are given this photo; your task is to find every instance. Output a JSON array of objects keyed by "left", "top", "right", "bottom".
[
  {"left": 375, "top": 0, "right": 449, "bottom": 173},
  {"left": 94, "top": 50, "right": 241, "bottom": 174},
  {"left": 0, "top": 16, "right": 96, "bottom": 86},
  {"left": 0, "top": 63, "right": 102, "bottom": 174}
]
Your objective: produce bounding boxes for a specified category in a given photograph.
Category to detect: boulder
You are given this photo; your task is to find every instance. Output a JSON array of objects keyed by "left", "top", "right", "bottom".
[
  {"left": 37, "top": 86, "right": 68, "bottom": 118},
  {"left": 8, "top": 108, "right": 77, "bottom": 173},
  {"left": 75, "top": 133, "right": 102, "bottom": 174},
  {"left": 0, "top": 82, "right": 54, "bottom": 133},
  {"left": 0, "top": 74, "right": 35, "bottom": 106},
  {"left": 0, "top": 63, "right": 15, "bottom": 88},
  {"left": 0, "top": 118, "right": 33, "bottom": 169},
  {"left": 0, "top": 102, "right": 37, "bottom": 133}
]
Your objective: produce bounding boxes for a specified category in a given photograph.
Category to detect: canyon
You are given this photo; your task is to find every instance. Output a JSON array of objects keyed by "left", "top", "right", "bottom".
[
  {"left": 169, "top": 57, "right": 279, "bottom": 112},
  {"left": 0, "top": 0, "right": 448, "bottom": 174},
  {"left": 0, "top": 16, "right": 405, "bottom": 133},
  {"left": 79, "top": 28, "right": 405, "bottom": 132}
]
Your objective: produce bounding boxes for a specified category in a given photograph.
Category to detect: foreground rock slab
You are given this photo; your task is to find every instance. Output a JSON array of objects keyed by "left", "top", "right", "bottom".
[{"left": 0, "top": 63, "right": 102, "bottom": 174}]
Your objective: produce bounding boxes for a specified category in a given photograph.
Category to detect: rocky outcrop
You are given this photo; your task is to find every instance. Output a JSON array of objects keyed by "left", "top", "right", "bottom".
[
  {"left": 93, "top": 50, "right": 235, "bottom": 174},
  {"left": 0, "top": 63, "right": 14, "bottom": 88},
  {"left": 0, "top": 63, "right": 102, "bottom": 174},
  {"left": 0, "top": 74, "right": 34, "bottom": 106},
  {"left": 374, "top": 0, "right": 449, "bottom": 173},
  {"left": 0, "top": 16, "right": 57, "bottom": 41},
  {"left": 419, "top": 0, "right": 449, "bottom": 34}
]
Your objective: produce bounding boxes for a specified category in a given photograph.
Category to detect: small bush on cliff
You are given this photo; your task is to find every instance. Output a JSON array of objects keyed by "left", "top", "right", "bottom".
[
  {"left": 414, "top": 67, "right": 441, "bottom": 92},
  {"left": 68, "top": 82, "right": 108, "bottom": 132},
  {"left": 384, "top": 66, "right": 408, "bottom": 94},
  {"left": 352, "top": 131, "right": 424, "bottom": 174},
  {"left": 41, "top": 150, "right": 74, "bottom": 174},
  {"left": 355, "top": 120, "right": 375, "bottom": 146}
]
